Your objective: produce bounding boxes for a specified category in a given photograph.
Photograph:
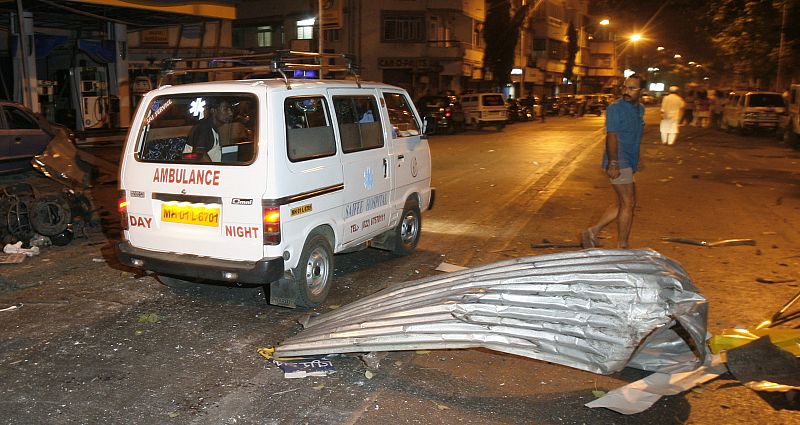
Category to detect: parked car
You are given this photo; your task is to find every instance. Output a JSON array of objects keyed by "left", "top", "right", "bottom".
[
  {"left": 519, "top": 96, "right": 542, "bottom": 119},
  {"left": 555, "top": 95, "right": 577, "bottom": 116},
  {"left": 415, "top": 95, "right": 465, "bottom": 134},
  {"left": 505, "top": 99, "right": 533, "bottom": 122},
  {"left": 721, "top": 91, "right": 786, "bottom": 135},
  {"left": 0, "top": 101, "right": 72, "bottom": 174},
  {"left": 640, "top": 92, "right": 656, "bottom": 105},
  {"left": 583, "top": 95, "right": 606, "bottom": 116}
]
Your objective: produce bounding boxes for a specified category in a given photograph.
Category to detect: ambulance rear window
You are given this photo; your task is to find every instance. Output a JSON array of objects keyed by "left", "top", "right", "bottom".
[
  {"left": 135, "top": 93, "right": 257, "bottom": 165},
  {"left": 482, "top": 95, "right": 505, "bottom": 106}
]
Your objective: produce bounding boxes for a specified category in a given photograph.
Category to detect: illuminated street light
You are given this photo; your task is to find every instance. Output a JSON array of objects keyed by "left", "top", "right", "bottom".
[
  {"left": 688, "top": 61, "right": 696, "bottom": 65},
  {"left": 657, "top": 46, "right": 665, "bottom": 51},
  {"left": 674, "top": 54, "right": 682, "bottom": 59},
  {"left": 600, "top": 19, "right": 610, "bottom": 26},
  {"left": 630, "top": 33, "right": 642, "bottom": 42}
]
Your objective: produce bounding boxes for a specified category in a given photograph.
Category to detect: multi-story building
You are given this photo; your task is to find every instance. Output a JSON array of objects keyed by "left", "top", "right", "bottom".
[
  {"left": 2, "top": 0, "right": 620, "bottom": 136},
  {"left": 235, "top": 0, "right": 489, "bottom": 99},
  {"left": 234, "top": 0, "right": 618, "bottom": 100}
]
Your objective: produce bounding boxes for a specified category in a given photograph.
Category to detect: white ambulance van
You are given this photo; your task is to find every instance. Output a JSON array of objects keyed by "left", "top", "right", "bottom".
[
  {"left": 459, "top": 93, "right": 507, "bottom": 130},
  {"left": 116, "top": 61, "right": 434, "bottom": 308}
]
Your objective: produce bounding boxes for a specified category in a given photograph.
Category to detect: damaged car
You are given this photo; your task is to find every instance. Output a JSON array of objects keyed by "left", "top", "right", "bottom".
[{"left": 0, "top": 100, "right": 73, "bottom": 174}]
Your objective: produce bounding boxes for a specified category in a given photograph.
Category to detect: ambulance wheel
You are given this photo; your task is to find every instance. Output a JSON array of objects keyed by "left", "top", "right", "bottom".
[
  {"left": 495, "top": 122, "right": 505, "bottom": 131},
  {"left": 293, "top": 231, "right": 334, "bottom": 309},
  {"left": 393, "top": 201, "right": 421, "bottom": 256},
  {"left": 157, "top": 275, "right": 195, "bottom": 290}
]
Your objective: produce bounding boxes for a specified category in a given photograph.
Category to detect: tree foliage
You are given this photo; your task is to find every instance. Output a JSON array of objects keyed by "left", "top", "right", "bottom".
[
  {"left": 564, "top": 22, "right": 579, "bottom": 90},
  {"left": 705, "top": 0, "right": 799, "bottom": 88},
  {"left": 483, "top": 0, "right": 529, "bottom": 87}
]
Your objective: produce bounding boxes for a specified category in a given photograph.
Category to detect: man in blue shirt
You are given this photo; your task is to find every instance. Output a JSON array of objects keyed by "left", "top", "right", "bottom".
[{"left": 582, "top": 74, "right": 645, "bottom": 249}]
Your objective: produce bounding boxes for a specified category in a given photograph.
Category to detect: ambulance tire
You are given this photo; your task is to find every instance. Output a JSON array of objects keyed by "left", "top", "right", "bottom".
[
  {"left": 495, "top": 122, "right": 505, "bottom": 131},
  {"left": 392, "top": 201, "right": 421, "bottom": 256},
  {"left": 157, "top": 275, "right": 196, "bottom": 290},
  {"left": 293, "top": 231, "right": 334, "bottom": 309}
]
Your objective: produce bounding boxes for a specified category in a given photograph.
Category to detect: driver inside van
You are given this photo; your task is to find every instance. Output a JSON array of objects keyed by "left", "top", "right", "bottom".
[{"left": 183, "top": 98, "right": 234, "bottom": 162}]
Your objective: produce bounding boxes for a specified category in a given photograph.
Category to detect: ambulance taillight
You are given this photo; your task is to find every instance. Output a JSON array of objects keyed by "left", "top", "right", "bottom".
[
  {"left": 262, "top": 205, "right": 281, "bottom": 245},
  {"left": 118, "top": 191, "right": 129, "bottom": 230}
]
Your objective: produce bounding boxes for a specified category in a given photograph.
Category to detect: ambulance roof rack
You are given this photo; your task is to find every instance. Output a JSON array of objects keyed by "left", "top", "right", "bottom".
[{"left": 159, "top": 50, "right": 360, "bottom": 89}]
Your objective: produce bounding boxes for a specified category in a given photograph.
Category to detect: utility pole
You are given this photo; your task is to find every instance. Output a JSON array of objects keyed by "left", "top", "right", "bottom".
[
  {"left": 776, "top": 0, "right": 788, "bottom": 91},
  {"left": 318, "top": 0, "right": 324, "bottom": 54}
]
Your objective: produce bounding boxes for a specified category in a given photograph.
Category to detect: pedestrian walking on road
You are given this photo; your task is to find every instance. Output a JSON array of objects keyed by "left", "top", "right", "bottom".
[
  {"left": 682, "top": 90, "right": 695, "bottom": 126},
  {"left": 581, "top": 74, "right": 645, "bottom": 249},
  {"left": 659, "top": 86, "right": 684, "bottom": 145}
]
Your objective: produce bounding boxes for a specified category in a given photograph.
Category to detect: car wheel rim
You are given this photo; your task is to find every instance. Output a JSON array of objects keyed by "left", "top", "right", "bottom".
[
  {"left": 305, "top": 247, "right": 330, "bottom": 296},
  {"left": 400, "top": 211, "right": 419, "bottom": 246}
]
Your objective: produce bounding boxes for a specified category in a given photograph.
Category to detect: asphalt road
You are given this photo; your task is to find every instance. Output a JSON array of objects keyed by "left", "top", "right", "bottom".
[{"left": 1, "top": 110, "right": 798, "bottom": 424}]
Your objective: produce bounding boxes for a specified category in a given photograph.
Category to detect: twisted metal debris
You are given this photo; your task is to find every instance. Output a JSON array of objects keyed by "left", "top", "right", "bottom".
[{"left": 276, "top": 249, "right": 708, "bottom": 375}]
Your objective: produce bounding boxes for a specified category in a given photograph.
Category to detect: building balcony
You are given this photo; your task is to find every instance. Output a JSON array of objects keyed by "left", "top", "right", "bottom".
[
  {"left": 426, "top": 40, "right": 463, "bottom": 59},
  {"left": 530, "top": 17, "right": 564, "bottom": 40},
  {"left": 425, "top": 40, "right": 484, "bottom": 64},
  {"left": 426, "top": 0, "right": 465, "bottom": 10},
  {"left": 589, "top": 40, "right": 615, "bottom": 55},
  {"left": 587, "top": 68, "right": 619, "bottom": 77}
]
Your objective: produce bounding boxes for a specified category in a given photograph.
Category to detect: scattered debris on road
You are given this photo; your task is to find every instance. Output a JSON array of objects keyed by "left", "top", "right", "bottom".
[
  {"left": 0, "top": 253, "right": 26, "bottom": 264},
  {"left": 0, "top": 303, "right": 22, "bottom": 312},
  {"left": 3, "top": 242, "right": 40, "bottom": 257},
  {"left": 530, "top": 239, "right": 582, "bottom": 249},
  {"left": 661, "top": 237, "right": 756, "bottom": 247},
  {"left": 1, "top": 181, "right": 94, "bottom": 250},
  {"left": 586, "top": 354, "right": 727, "bottom": 414},
  {"left": 756, "top": 277, "right": 797, "bottom": 284},
  {"left": 257, "top": 347, "right": 336, "bottom": 379},
  {"left": 434, "top": 262, "right": 468, "bottom": 272},
  {"left": 275, "top": 249, "right": 709, "bottom": 376},
  {"left": 726, "top": 336, "right": 800, "bottom": 392}
]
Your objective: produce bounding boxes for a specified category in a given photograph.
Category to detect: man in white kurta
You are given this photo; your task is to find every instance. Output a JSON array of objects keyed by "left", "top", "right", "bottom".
[{"left": 660, "top": 86, "right": 685, "bottom": 145}]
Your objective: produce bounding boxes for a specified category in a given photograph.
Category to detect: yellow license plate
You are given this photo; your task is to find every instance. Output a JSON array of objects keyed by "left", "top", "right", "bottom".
[{"left": 161, "top": 203, "right": 220, "bottom": 227}]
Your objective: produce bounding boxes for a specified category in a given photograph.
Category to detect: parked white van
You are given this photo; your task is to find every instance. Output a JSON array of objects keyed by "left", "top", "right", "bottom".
[
  {"left": 459, "top": 93, "right": 507, "bottom": 130},
  {"left": 721, "top": 91, "right": 786, "bottom": 134},
  {"left": 116, "top": 61, "right": 434, "bottom": 308}
]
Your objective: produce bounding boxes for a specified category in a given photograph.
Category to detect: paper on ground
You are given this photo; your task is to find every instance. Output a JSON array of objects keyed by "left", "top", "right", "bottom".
[
  {"left": 435, "top": 262, "right": 468, "bottom": 272},
  {"left": 3, "top": 242, "right": 40, "bottom": 257},
  {"left": 0, "top": 253, "right": 26, "bottom": 264},
  {"left": 585, "top": 354, "right": 726, "bottom": 414}
]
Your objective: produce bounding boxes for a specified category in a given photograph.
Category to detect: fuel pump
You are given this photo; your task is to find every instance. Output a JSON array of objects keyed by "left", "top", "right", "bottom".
[{"left": 70, "top": 67, "right": 110, "bottom": 131}]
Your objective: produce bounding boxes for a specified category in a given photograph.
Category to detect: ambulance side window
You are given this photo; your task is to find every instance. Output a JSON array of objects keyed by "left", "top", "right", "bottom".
[
  {"left": 383, "top": 93, "right": 420, "bottom": 138},
  {"left": 285, "top": 96, "right": 336, "bottom": 162},
  {"left": 333, "top": 96, "right": 384, "bottom": 153}
]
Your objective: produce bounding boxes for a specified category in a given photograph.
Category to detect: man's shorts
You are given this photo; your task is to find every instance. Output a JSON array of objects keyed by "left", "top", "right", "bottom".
[{"left": 610, "top": 167, "right": 634, "bottom": 185}]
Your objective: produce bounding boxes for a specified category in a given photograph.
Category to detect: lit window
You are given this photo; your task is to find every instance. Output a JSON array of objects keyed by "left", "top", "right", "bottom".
[{"left": 297, "top": 18, "right": 315, "bottom": 40}]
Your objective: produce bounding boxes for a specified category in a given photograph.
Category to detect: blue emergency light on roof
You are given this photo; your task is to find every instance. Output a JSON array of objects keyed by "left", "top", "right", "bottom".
[{"left": 292, "top": 70, "right": 319, "bottom": 79}]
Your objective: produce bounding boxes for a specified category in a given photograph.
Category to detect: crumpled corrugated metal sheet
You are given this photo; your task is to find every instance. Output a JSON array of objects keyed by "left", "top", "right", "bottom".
[{"left": 276, "top": 249, "right": 708, "bottom": 375}]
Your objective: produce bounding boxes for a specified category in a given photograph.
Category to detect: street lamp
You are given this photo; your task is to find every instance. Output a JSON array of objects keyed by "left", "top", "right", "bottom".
[
  {"left": 599, "top": 19, "right": 610, "bottom": 26},
  {"left": 630, "top": 33, "right": 642, "bottom": 42}
]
